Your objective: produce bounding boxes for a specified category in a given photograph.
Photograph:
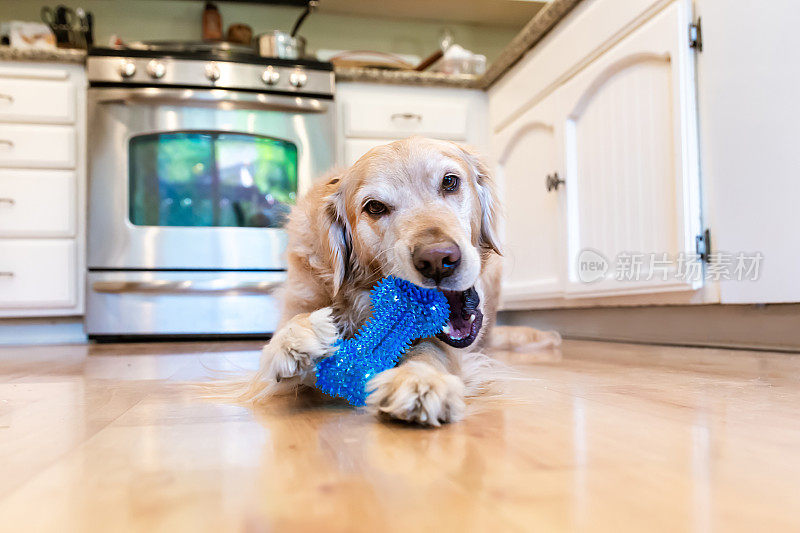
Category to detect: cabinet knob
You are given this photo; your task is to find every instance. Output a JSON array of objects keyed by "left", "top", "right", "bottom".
[
  {"left": 545, "top": 172, "right": 564, "bottom": 192},
  {"left": 205, "top": 62, "right": 221, "bottom": 82},
  {"left": 289, "top": 69, "right": 308, "bottom": 88},
  {"left": 261, "top": 66, "right": 280, "bottom": 86},
  {"left": 118, "top": 59, "right": 137, "bottom": 78},
  {"left": 146, "top": 59, "right": 166, "bottom": 79}
]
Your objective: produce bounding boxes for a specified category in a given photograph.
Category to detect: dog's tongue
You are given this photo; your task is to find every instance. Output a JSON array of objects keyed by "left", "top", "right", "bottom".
[
  {"left": 440, "top": 287, "right": 480, "bottom": 340},
  {"left": 441, "top": 291, "right": 470, "bottom": 339}
]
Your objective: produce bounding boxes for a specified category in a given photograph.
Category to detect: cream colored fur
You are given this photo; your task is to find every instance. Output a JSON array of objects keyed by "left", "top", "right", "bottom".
[{"left": 239, "top": 137, "right": 556, "bottom": 425}]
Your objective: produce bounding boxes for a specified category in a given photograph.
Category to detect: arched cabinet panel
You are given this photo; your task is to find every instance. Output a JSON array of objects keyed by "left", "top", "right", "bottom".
[
  {"left": 489, "top": 0, "right": 702, "bottom": 307},
  {"left": 558, "top": 0, "right": 701, "bottom": 297},
  {"left": 492, "top": 93, "right": 564, "bottom": 305}
]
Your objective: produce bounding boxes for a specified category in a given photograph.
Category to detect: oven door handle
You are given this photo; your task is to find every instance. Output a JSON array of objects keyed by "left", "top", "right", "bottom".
[
  {"left": 92, "top": 87, "right": 329, "bottom": 113},
  {"left": 92, "top": 279, "right": 283, "bottom": 295}
]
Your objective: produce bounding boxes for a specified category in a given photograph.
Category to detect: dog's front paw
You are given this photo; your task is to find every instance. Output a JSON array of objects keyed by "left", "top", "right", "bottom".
[
  {"left": 366, "top": 361, "right": 465, "bottom": 427},
  {"left": 262, "top": 307, "right": 339, "bottom": 382}
]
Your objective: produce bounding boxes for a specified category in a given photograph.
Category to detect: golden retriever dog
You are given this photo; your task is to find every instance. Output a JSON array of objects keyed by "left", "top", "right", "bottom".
[{"left": 239, "top": 136, "right": 558, "bottom": 426}]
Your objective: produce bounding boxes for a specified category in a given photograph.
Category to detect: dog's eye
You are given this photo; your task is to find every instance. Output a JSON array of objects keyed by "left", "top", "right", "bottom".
[
  {"left": 364, "top": 200, "right": 388, "bottom": 217},
  {"left": 442, "top": 173, "right": 460, "bottom": 193}
]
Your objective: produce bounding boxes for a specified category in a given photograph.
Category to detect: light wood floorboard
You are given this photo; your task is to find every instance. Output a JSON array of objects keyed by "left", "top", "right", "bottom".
[{"left": 0, "top": 340, "right": 798, "bottom": 532}]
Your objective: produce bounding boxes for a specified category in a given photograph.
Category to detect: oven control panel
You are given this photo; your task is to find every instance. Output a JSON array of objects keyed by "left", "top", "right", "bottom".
[{"left": 87, "top": 54, "right": 334, "bottom": 97}]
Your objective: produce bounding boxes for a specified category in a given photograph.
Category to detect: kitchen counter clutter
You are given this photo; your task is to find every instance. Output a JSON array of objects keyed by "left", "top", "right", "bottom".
[
  {"left": 333, "top": 0, "right": 584, "bottom": 88},
  {"left": 0, "top": 0, "right": 584, "bottom": 88}
]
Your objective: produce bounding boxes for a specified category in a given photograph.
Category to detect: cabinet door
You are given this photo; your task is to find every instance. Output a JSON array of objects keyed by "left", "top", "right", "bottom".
[
  {"left": 558, "top": 0, "right": 701, "bottom": 297},
  {"left": 492, "top": 92, "right": 563, "bottom": 305}
]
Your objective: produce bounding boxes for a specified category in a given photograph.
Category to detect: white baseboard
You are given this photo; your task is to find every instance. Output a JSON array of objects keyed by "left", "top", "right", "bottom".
[
  {"left": 0, "top": 317, "right": 87, "bottom": 346},
  {"left": 498, "top": 304, "right": 800, "bottom": 352}
]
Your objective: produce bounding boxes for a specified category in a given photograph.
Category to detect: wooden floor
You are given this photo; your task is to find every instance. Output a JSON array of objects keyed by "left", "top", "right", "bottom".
[{"left": 1, "top": 339, "right": 799, "bottom": 532}]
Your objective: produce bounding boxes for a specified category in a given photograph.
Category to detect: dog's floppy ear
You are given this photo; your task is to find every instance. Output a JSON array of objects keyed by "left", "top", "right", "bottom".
[
  {"left": 459, "top": 145, "right": 502, "bottom": 255},
  {"left": 321, "top": 182, "right": 351, "bottom": 295}
]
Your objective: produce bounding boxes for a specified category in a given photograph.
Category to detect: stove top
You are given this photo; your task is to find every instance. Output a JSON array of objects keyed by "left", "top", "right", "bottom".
[
  {"left": 87, "top": 45, "right": 334, "bottom": 98},
  {"left": 128, "top": 40, "right": 256, "bottom": 54}
]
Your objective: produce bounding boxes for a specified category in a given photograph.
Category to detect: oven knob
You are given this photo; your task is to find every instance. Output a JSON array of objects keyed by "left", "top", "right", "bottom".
[
  {"left": 289, "top": 69, "right": 308, "bottom": 88},
  {"left": 261, "top": 66, "right": 280, "bottom": 86},
  {"left": 118, "top": 59, "right": 136, "bottom": 78},
  {"left": 205, "top": 62, "right": 221, "bottom": 82},
  {"left": 146, "top": 59, "right": 166, "bottom": 79}
]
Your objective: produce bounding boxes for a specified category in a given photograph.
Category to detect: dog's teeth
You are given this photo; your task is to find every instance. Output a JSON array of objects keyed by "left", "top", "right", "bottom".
[
  {"left": 441, "top": 324, "right": 451, "bottom": 335},
  {"left": 468, "top": 314, "right": 476, "bottom": 324}
]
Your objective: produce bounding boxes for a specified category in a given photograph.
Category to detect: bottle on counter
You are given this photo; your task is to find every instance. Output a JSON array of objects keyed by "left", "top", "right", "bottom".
[{"left": 202, "top": 2, "right": 223, "bottom": 41}]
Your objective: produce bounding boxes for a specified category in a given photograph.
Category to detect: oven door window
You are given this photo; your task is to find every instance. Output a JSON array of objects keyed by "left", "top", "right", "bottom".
[{"left": 129, "top": 131, "right": 297, "bottom": 228}]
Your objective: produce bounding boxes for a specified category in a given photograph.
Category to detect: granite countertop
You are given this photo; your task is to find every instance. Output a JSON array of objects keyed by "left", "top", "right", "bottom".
[
  {"left": 478, "top": 0, "right": 583, "bottom": 88},
  {"left": 0, "top": 45, "right": 87, "bottom": 64},
  {"left": 334, "top": 66, "right": 480, "bottom": 89},
  {"left": 0, "top": 0, "right": 582, "bottom": 88}
]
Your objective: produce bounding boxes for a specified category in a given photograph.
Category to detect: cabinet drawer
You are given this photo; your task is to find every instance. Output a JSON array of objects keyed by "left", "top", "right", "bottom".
[
  {"left": 0, "top": 240, "right": 77, "bottom": 309},
  {"left": 0, "top": 124, "right": 75, "bottom": 169},
  {"left": 344, "top": 99, "right": 468, "bottom": 140},
  {"left": 0, "top": 170, "right": 76, "bottom": 237},
  {"left": 0, "top": 71, "right": 76, "bottom": 124}
]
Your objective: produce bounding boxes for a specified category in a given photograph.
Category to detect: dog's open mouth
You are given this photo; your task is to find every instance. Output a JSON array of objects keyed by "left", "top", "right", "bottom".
[{"left": 435, "top": 287, "right": 483, "bottom": 348}]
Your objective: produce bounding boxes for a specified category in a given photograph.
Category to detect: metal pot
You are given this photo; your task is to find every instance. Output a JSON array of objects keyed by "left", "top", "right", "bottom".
[{"left": 257, "top": 31, "right": 306, "bottom": 59}]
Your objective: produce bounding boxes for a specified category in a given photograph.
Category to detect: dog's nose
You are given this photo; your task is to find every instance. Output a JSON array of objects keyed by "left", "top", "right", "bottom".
[{"left": 412, "top": 241, "right": 461, "bottom": 283}]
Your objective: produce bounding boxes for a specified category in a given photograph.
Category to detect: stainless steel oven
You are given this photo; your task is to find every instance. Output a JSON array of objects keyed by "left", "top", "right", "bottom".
[{"left": 85, "top": 47, "right": 334, "bottom": 338}]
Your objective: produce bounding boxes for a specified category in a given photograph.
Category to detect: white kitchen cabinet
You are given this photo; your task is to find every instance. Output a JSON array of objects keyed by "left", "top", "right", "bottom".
[
  {"left": 694, "top": 0, "right": 800, "bottom": 304},
  {"left": 0, "top": 124, "right": 76, "bottom": 169},
  {"left": 490, "top": 0, "right": 706, "bottom": 308},
  {"left": 492, "top": 92, "right": 564, "bottom": 303},
  {"left": 0, "top": 62, "right": 86, "bottom": 318},
  {"left": 0, "top": 68, "right": 76, "bottom": 124},
  {"left": 336, "top": 83, "right": 488, "bottom": 167},
  {"left": 0, "top": 240, "right": 77, "bottom": 309},
  {"left": 343, "top": 96, "right": 469, "bottom": 140},
  {"left": 558, "top": 0, "right": 701, "bottom": 297},
  {"left": 0, "top": 170, "right": 77, "bottom": 237}
]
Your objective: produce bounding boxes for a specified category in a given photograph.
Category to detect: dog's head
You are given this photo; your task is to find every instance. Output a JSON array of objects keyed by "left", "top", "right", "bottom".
[{"left": 322, "top": 137, "right": 501, "bottom": 348}]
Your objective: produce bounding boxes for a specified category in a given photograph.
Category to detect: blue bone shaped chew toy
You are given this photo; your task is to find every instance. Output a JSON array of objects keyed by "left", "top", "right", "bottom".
[{"left": 315, "top": 276, "right": 450, "bottom": 406}]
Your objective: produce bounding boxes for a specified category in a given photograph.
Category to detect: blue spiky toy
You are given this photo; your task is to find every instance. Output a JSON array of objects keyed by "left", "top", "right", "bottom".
[{"left": 315, "top": 276, "right": 450, "bottom": 406}]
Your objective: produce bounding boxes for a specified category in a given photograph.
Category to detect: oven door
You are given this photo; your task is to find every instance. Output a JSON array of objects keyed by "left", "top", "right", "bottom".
[{"left": 87, "top": 87, "right": 334, "bottom": 270}]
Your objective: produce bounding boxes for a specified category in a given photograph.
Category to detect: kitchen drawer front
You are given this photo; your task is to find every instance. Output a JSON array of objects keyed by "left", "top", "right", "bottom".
[
  {"left": 0, "top": 239, "right": 77, "bottom": 309},
  {"left": 0, "top": 74, "right": 76, "bottom": 124},
  {"left": 0, "top": 124, "right": 75, "bottom": 169},
  {"left": 344, "top": 99, "right": 468, "bottom": 140},
  {"left": 0, "top": 169, "right": 76, "bottom": 237}
]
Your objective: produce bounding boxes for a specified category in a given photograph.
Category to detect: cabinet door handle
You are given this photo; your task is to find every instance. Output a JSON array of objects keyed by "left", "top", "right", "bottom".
[
  {"left": 0, "top": 140, "right": 14, "bottom": 149},
  {"left": 0, "top": 198, "right": 15, "bottom": 206},
  {"left": 545, "top": 172, "right": 565, "bottom": 192},
  {"left": 0, "top": 272, "right": 14, "bottom": 278},
  {"left": 0, "top": 94, "right": 13, "bottom": 104},
  {"left": 391, "top": 112, "right": 422, "bottom": 121}
]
